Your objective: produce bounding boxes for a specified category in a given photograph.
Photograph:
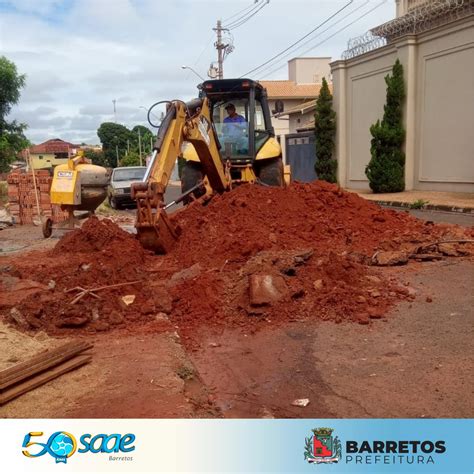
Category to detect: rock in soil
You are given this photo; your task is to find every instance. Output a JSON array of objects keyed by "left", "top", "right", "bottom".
[
  {"left": 249, "top": 274, "right": 288, "bottom": 306},
  {"left": 372, "top": 251, "right": 409, "bottom": 266}
]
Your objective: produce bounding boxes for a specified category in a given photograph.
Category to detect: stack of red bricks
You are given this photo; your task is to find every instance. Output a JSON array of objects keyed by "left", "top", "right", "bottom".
[{"left": 7, "top": 170, "right": 69, "bottom": 224}]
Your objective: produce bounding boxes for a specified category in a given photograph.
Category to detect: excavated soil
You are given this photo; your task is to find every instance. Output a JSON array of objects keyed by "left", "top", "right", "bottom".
[
  {"left": 54, "top": 216, "right": 146, "bottom": 264},
  {"left": 171, "top": 181, "right": 436, "bottom": 267},
  {"left": 1, "top": 182, "right": 472, "bottom": 339}
]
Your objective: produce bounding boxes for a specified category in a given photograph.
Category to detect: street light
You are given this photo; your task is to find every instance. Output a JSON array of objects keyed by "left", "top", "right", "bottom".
[{"left": 181, "top": 65, "right": 205, "bottom": 81}]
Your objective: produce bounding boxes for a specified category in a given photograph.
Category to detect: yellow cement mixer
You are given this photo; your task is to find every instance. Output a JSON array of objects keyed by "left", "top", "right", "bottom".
[{"left": 44, "top": 151, "right": 110, "bottom": 237}]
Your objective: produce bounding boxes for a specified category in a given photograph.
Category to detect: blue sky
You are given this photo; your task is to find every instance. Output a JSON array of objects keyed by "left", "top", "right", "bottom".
[{"left": 0, "top": 0, "right": 395, "bottom": 144}]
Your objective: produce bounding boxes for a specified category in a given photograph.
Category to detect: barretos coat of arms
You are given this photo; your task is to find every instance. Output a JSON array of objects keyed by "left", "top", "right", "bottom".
[{"left": 304, "top": 427, "right": 342, "bottom": 464}]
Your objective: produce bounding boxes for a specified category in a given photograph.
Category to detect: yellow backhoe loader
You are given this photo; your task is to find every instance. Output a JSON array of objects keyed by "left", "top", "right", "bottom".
[{"left": 132, "top": 78, "right": 290, "bottom": 254}]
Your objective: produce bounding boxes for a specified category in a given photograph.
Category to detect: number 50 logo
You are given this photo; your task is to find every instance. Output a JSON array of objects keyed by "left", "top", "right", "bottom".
[{"left": 22, "top": 431, "right": 77, "bottom": 464}]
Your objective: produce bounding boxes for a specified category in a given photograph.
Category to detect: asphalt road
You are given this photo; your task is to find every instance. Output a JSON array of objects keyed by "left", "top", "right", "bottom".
[{"left": 385, "top": 206, "right": 473, "bottom": 227}]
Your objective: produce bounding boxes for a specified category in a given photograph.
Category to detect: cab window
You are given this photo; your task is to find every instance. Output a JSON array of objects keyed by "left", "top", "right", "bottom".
[
  {"left": 254, "top": 100, "right": 269, "bottom": 153},
  {"left": 213, "top": 99, "right": 249, "bottom": 157}
]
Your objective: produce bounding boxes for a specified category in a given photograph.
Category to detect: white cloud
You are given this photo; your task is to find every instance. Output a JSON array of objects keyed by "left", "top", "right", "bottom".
[{"left": 1, "top": 0, "right": 395, "bottom": 145}]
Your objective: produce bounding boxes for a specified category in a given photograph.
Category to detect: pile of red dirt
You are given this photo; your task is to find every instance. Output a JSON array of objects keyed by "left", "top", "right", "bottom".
[
  {"left": 54, "top": 215, "right": 145, "bottom": 265},
  {"left": 169, "top": 181, "right": 458, "bottom": 268},
  {"left": 165, "top": 181, "right": 471, "bottom": 340},
  {"left": 168, "top": 249, "right": 403, "bottom": 337},
  {"left": 2, "top": 217, "right": 159, "bottom": 334},
  {"left": 2, "top": 181, "right": 471, "bottom": 337}
]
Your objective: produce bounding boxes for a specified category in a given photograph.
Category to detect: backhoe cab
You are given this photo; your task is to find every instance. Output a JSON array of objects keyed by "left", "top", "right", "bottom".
[{"left": 181, "top": 78, "right": 284, "bottom": 199}]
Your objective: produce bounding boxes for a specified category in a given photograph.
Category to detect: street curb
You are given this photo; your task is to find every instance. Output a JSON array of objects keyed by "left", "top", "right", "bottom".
[{"left": 375, "top": 200, "right": 474, "bottom": 215}]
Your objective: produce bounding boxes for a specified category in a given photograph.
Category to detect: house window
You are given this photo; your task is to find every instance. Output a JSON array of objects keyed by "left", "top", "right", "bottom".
[{"left": 39, "top": 155, "right": 43, "bottom": 160}]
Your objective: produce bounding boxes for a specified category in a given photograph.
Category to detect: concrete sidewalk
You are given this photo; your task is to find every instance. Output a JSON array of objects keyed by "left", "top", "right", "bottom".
[{"left": 347, "top": 189, "right": 474, "bottom": 213}]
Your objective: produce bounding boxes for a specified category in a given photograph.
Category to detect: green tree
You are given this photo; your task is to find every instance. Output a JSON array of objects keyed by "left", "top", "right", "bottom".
[
  {"left": 0, "top": 56, "right": 28, "bottom": 172},
  {"left": 83, "top": 149, "right": 110, "bottom": 168},
  {"left": 314, "top": 77, "right": 337, "bottom": 183},
  {"left": 120, "top": 150, "right": 141, "bottom": 167},
  {"left": 131, "top": 125, "right": 154, "bottom": 154},
  {"left": 365, "top": 59, "right": 406, "bottom": 193},
  {"left": 97, "top": 122, "right": 132, "bottom": 167}
]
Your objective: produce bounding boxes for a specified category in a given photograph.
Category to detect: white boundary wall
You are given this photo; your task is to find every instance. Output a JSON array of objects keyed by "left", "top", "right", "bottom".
[{"left": 331, "top": 16, "right": 474, "bottom": 192}]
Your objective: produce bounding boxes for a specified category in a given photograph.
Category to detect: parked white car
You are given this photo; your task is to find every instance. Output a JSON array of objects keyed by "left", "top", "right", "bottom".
[{"left": 107, "top": 166, "right": 146, "bottom": 209}]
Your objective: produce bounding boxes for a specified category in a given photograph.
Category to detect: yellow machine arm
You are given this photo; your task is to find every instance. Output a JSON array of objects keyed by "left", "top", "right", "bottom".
[{"left": 132, "top": 98, "right": 230, "bottom": 253}]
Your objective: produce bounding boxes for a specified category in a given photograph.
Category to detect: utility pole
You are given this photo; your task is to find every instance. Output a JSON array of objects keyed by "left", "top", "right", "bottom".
[
  {"left": 215, "top": 20, "right": 224, "bottom": 79},
  {"left": 212, "top": 19, "right": 233, "bottom": 79},
  {"left": 114, "top": 135, "right": 119, "bottom": 166},
  {"left": 112, "top": 99, "right": 117, "bottom": 123},
  {"left": 138, "top": 128, "right": 142, "bottom": 166}
]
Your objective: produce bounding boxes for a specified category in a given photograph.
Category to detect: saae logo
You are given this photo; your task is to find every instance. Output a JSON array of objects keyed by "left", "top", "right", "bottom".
[
  {"left": 22, "top": 431, "right": 135, "bottom": 464},
  {"left": 304, "top": 427, "right": 342, "bottom": 464}
]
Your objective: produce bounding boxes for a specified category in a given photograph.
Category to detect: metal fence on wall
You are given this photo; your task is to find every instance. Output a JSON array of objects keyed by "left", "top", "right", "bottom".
[
  {"left": 285, "top": 132, "right": 317, "bottom": 183},
  {"left": 342, "top": 0, "right": 472, "bottom": 60}
]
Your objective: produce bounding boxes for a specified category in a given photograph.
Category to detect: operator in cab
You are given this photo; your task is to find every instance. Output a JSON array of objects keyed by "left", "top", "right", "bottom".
[{"left": 222, "top": 103, "right": 247, "bottom": 154}]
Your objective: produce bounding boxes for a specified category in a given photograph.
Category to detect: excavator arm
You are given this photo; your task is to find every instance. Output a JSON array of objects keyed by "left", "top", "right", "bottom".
[{"left": 132, "top": 98, "right": 229, "bottom": 253}]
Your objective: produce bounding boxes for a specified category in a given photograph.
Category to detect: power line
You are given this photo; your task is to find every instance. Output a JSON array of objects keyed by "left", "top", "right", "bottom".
[
  {"left": 223, "top": 1, "right": 265, "bottom": 29},
  {"left": 193, "top": 33, "right": 214, "bottom": 66},
  {"left": 185, "top": 33, "right": 214, "bottom": 80},
  {"left": 222, "top": 0, "right": 260, "bottom": 23},
  {"left": 208, "top": 0, "right": 268, "bottom": 79},
  {"left": 224, "top": 1, "right": 263, "bottom": 28},
  {"left": 258, "top": 0, "right": 388, "bottom": 79},
  {"left": 188, "top": 3, "right": 252, "bottom": 79},
  {"left": 225, "top": 0, "right": 269, "bottom": 30},
  {"left": 253, "top": 0, "right": 370, "bottom": 79},
  {"left": 241, "top": 0, "right": 354, "bottom": 77},
  {"left": 212, "top": 1, "right": 268, "bottom": 79}
]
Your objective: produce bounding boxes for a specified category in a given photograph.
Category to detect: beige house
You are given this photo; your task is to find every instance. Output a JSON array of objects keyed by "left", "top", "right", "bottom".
[
  {"left": 331, "top": 0, "right": 473, "bottom": 192},
  {"left": 284, "top": 99, "right": 317, "bottom": 133},
  {"left": 260, "top": 57, "right": 331, "bottom": 136}
]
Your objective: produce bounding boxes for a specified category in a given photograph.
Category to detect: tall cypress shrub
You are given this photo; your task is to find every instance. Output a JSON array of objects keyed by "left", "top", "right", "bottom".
[
  {"left": 314, "top": 77, "right": 337, "bottom": 183},
  {"left": 365, "top": 59, "right": 406, "bottom": 192}
]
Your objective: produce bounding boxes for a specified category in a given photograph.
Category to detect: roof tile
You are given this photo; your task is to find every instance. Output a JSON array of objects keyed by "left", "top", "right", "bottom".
[
  {"left": 29, "top": 139, "right": 79, "bottom": 154},
  {"left": 259, "top": 80, "right": 324, "bottom": 99}
]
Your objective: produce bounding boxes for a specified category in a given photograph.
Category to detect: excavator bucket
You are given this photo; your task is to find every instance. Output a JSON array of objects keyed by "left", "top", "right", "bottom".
[
  {"left": 135, "top": 208, "right": 178, "bottom": 254},
  {"left": 132, "top": 182, "right": 178, "bottom": 254}
]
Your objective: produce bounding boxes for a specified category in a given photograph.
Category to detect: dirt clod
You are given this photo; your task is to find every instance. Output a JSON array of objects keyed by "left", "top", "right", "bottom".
[
  {"left": 373, "top": 250, "right": 409, "bottom": 266},
  {"left": 249, "top": 274, "right": 287, "bottom": 306}
]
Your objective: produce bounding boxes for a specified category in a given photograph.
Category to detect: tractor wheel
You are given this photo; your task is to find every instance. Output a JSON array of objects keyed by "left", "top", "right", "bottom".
[
  {"left": 42, "top": 217, "right": 53, "bottom": 238},
  {"left": 181, "top": 162, "right": 206, "bottom": 204},
  {"left": 258, "top": 158, "right": 284, "bottom": 187}
]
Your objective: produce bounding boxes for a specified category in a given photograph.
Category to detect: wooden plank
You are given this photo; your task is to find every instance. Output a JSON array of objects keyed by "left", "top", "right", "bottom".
[
  {"left": 0, "top": 341, "right": 92, "bottom": 388},
  {"left": 0, "top": 355, "right": 92, "bottom": 405},
  {"left": 0, "top": 342, "right": 93, "bottom": 390},
  {"left": 0, "top": 340, "right": 89, "bottom": 381}
]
